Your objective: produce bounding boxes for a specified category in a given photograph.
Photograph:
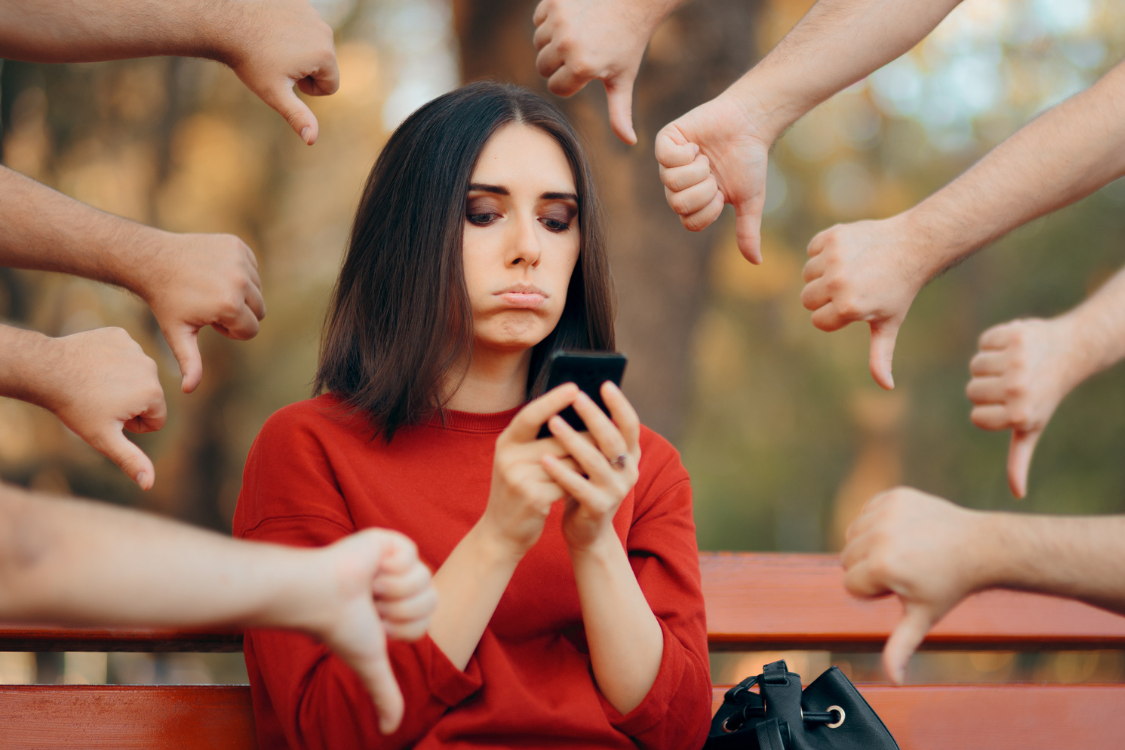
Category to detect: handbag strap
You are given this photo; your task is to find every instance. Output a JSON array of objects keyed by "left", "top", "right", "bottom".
[
  {"left": 755, "top": 718, "right": 790, "bottom": 750},
  {"left": 724, "top": 674, "right": 758, "bottom": 702}
]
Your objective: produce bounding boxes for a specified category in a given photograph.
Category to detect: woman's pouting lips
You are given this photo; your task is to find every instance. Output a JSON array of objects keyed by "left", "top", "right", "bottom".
[
  {"left": 494, "top": 284, "right": 548, "bottom": 309},
  {"left": 496, "top": 292, "right": 546, "bottom": 309}
]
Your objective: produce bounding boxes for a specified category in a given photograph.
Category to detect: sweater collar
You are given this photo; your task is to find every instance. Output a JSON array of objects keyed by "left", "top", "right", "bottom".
[{"left": 424, "top": 405, "right": 522, "bottom": 433}]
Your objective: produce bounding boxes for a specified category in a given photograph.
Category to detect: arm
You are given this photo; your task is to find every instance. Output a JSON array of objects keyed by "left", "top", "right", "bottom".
[
  {"left": 544, "top": 385, "right": 710, "bottom": 748},
  {"left": 0, "top": 0, "right": 338, "bottom": 144},
  {"left": 0, "top": 165, "right": 265, "bottom": 393},
  {"left": 801, "top": 58, "right": 1125, "bottom": 390},
  {"left": 428, "top": 385, "right": 581, "bottom": 668},
  {"left": 0, "top": 482, "right": 436, "bottom": 734},
  {"left": 542, "top": 384, "right": 662, "bottom": 713},
  {"left": 657, "top": 0, "right": 963, "bottom": 262},
  {"left": 967, "top": 265, "right": 1125, "bottom": 497},
  {"left": 0, "top": 325, "right": 165, "bottom": 489},
  {"left": 842, "top": 487, "right": 1125, "bottom": 683},
  {"left": 531, "top": 0, "right": 687, "bottom": 144},
  {"left": 237, "top": 389, "right": 580, "bottom": 749}
]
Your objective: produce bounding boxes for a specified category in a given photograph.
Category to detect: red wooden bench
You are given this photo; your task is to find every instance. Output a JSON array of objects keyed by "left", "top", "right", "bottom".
[{"left": 3, "top": 552, "right": 1124, "bottom": 748}]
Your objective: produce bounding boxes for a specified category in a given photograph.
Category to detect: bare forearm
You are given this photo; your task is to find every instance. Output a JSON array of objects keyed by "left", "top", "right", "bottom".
[
  {"left": 908, "top": 60, "right": 1125, "bottom": 272},
  {"left": 0, "top": 0, "right": 232, "bottom": 63},
  {"left": 0, "top": 166, "right": 159, "bottom": 294},
  {"left": 570, "top": 535, "right": 663, "bottom": 714},
  {"left": 0, "top": 484, "right": 328, "bottom": 630},
  {"left": 1057, "top": 264, "right": 1125, "bottom": 382},
  {"left": 728, "top": 0, "right": 962, "bottom": 139},
  {"left": 428, "top": 523, "right": 519, "bottom": 670},
  {"left": 977, "top": 513, "right": 1125, "bottom": 615}
]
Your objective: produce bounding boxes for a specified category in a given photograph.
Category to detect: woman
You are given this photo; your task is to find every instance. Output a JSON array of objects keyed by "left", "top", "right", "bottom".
[{"left": 234, "top": 82, "right": 710, "bottom": 750}]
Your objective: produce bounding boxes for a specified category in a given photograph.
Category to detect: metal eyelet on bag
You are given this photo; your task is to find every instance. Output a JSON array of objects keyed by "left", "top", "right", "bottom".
[
  {"left": 826, "top": 705, "right": 845, "bottom": 729},
  {"left": 721, "top": 715, "right": 743, "bottom": 733}
]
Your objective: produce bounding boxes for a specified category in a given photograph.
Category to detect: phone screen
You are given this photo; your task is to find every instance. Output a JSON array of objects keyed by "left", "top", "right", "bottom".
[{"left": 536, "top": 350, "right": 627, "bottom": 439}]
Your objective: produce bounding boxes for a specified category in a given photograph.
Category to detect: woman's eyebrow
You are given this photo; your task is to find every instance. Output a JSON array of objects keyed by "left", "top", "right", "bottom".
[
  {"left": 468, "top": 183, "right": 508, "bottom": 195},
  {"left": 467, "top": 184, "right": 576, "bottom": 202}
]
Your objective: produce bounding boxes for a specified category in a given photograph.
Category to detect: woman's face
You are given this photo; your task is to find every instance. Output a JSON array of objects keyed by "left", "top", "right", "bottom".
[{"left": 462, "top": 123, "right": 580, "bottom": 355}]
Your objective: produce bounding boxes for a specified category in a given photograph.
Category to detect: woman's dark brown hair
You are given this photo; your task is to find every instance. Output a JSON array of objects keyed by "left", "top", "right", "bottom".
[{"left": 315, "top": 81, "right": 615, "bottom": 441}]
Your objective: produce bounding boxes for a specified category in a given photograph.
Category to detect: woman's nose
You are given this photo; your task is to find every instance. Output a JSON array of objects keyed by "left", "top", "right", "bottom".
[{"left": 507, "top": 214, "right": 542, "bottom": 267}]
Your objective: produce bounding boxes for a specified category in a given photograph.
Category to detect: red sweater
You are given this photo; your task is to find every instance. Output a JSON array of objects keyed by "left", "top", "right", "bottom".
[{"left": 233, "top": 394, "right": 711, "bottom": 750}]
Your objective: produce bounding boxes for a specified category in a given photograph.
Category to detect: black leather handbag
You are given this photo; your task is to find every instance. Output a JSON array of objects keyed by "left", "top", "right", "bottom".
[{"left": 705, "top": 660, "right": 899, "bottom": 750}]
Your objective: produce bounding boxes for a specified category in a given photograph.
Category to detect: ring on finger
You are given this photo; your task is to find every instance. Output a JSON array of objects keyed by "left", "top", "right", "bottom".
[{"left": 610, "top": 454, "right": 628, "bottom": 470}]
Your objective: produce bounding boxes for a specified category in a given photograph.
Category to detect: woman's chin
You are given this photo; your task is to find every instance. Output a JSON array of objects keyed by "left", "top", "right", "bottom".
[
  {"left": 474, "top": 331, "right": 550, "bottom": 355},
  {"left": 474, "top": 319, "right": 556, "bottom": 354}
]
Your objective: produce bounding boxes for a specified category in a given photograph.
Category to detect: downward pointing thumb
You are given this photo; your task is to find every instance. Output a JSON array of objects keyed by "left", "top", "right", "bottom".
[
  {"left": 733, "top": 200, "right": 764, "bottom": 265},
  {"left": 165, "top": 326, "right": 203, "bottom": 394},
  {"left": 1007, "top": 429, "right": 1042, "bottom": 499},
  {"left": 883, "top": 601, "right": 935, "bottom": 685},
  {"left": 868, "top": 320, "right": 901, "bottom": 390},
  {"left": 100, "top": 429, "right": 156, "bottom": 490},
  {"left": 605, "top": 75, "right": 637, "bottom": 145},
  {"left": 263, "top": 81, "right": 320, "bottom": 145}
]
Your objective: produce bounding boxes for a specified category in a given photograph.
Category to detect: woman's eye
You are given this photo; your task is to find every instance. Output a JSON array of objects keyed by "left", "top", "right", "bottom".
[
  {"left": 541, "top": 217, "right": 571, "bottom": 232},
  {"left": 467, "top": 212, "right": 497, "bottom": 226}
]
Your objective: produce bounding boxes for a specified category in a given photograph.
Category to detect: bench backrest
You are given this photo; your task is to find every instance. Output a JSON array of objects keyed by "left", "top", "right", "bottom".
[{"left": 2, "top": 552, "right": 1123, "bottom": 749}]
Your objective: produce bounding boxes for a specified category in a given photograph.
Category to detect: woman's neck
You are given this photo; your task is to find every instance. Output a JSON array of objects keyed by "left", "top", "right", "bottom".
[{"left": 444, "top": 346, "right": 533, "bottom": 413}]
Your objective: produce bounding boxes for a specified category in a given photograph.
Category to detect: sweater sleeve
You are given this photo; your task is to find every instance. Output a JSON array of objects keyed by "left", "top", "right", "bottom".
[
  {"left": 234, "top": 410, "right": 483, "bottom": 750},
  {"left": 597, "top": 432, "right": 712, "bottom": 750}
]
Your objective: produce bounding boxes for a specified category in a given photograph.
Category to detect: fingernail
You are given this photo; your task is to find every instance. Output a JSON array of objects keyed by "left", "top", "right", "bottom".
[
  {"left": 300, "top": 126, "right": 312, "bottom": 144},
  {"left": 135, "top": 471, "right": 149, "bottom": 489}
]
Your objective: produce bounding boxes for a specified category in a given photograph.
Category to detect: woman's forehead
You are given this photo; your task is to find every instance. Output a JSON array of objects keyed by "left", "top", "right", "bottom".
[{"left": 470, "top": 123, "right": 576, "bottom": 192}]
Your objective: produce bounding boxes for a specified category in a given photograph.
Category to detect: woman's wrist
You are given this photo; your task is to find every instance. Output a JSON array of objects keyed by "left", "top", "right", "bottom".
[
  {"left": 566, "top": 525, "right": 624, "bottom": 566},
  {"left": 471, "top": 515, "right": 532, "bottom": 567}
]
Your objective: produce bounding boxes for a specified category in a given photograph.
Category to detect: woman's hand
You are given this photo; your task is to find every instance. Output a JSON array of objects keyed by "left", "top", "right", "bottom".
[
  {"left": 542, "top": 382, "right": 641, "bottom": 552},
  {"left": 478, "top": 384, "right": 581, "bottom": 559}
]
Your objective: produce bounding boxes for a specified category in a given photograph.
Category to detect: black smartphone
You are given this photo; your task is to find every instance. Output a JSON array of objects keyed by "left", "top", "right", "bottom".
[{"left": 537, "top": 350, "right": 628, "bottom": 439}]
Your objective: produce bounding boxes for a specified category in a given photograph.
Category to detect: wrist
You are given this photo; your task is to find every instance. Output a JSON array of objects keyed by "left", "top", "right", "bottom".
[
  {"left": 0, "top": 327, "right": 60, "bottom": 407},
  {"left": 114, "top": 226, "right": 176, "bottom": 305},
  {"left": 722, "top": 79, "right": 792, "bottom": 146},
  {"left": 966, "top": 510, "right": 1023, "bottom": 592},
  {"left": 468, "top": 518, "right": 527, "bottom": 570},
  {"left": 1056, "top": 304, "right": 1123, "bottom": 384},
  {"left": 895, "top": 205, "right": 969, "bottom": 285},
  {"left": 567, "top": 526, "right": 623, "bottom": 564}
]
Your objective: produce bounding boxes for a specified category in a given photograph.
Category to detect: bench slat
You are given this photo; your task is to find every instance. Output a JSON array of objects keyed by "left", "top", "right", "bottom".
[
  {"left": 0, "top": 685, "right": 256, "bottom": 749},
  {"left": 701, "top": 552, "right": 1125, "bottom": 650},
  {"left": 0, "top": 627, "right": 243, "bottom": 653}
]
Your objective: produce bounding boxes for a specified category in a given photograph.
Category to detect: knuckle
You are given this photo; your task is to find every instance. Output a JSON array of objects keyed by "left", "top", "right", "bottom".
[
  {"left": 681, "top": 213, "right": 708, "bottom": 232},
  {"left": 680, "top": 216, "right": 704, "bottom": 232},
  {"left": 834, "top": 299, "right": 859, "bottom": 319}
]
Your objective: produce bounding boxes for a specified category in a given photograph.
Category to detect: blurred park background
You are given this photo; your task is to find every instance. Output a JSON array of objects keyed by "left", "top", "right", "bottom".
[{"left": 2, "top": 0, "right": 1125, "bottom": 686}]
